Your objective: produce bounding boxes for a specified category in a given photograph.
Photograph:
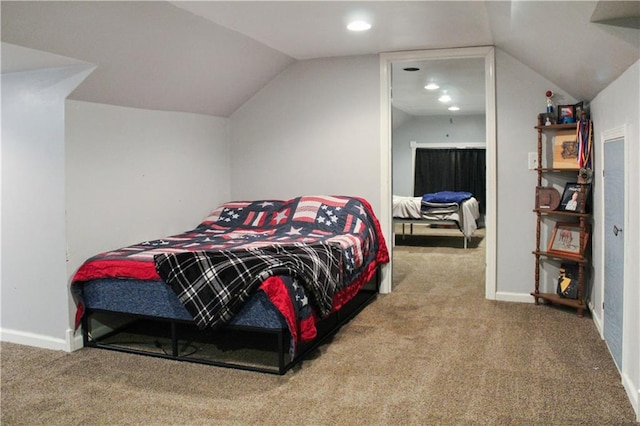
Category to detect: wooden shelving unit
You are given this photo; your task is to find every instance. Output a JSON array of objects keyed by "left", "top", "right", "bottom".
[{"left": 530, "top": 118, "right": 591, "bottom": 317}]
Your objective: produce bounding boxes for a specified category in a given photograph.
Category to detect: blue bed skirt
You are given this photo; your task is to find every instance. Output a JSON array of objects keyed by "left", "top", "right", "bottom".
[{"left": 81, "top": 279, "right": 288, "bottom": 329}]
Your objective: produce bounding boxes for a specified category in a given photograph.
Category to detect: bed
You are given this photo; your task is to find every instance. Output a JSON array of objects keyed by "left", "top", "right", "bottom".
[
  {"left": 71, "top": 195, "right": 389, "bottom": 374},
  {"left": 392, "top": 192, "right": 480, "bottom": 248}
]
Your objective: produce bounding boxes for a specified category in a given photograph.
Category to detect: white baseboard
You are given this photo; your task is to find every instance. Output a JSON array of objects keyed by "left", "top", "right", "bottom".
[
  {"left": 494, "top": 291, "right": 535, "bottom": 304},
  {"left": 589, "top": 301, "right": 604, "bottom": 338},
  {"left": 621, "top": 372, "right": 640, "bottom": 422},
  {"left": 71, "top": 329, "right": 84, "bottom": 351},
  {"left": 0, "top": 327, "right": 77, "bottom": 352}
]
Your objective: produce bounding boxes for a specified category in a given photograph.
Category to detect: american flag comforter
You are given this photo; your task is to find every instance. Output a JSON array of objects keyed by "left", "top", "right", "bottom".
[{"left": 72, "top": 195, "right": 389, "bottom": 353}]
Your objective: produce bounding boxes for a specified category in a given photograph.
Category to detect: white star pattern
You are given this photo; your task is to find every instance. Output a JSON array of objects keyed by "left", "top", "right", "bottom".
[
  {"left": 286, "top": 226, "right": 302, "bottom": 236},
  {"left": 296, "top": 293, "right": 308, "bottom": 306},
  {"left": 259, "top": 201, "right": 274, "bottom": 208},
  {"left": 273, "top": 210, "right": 288, "bottom": 224}
]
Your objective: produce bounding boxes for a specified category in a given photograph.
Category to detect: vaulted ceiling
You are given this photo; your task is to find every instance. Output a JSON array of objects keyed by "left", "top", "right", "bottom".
[{"left": 2, "top": 1, "right": 638, "bottom": 117}]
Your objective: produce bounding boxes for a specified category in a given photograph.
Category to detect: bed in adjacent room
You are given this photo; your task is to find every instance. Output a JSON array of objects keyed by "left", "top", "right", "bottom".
[
  {"left": 71, "top": 195, "right": 389, "bottom": 374},
  {"left": 392, "top": 191, "right": 480, "bottom": 248}
]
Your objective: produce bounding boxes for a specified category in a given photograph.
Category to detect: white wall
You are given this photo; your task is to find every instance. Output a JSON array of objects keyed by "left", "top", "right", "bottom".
[
  {"left": 392, "top": 114, "right": 485, "bottom": 196},
  {"left": 229, "top": 48, "right": 581, "bottom": 302},
  {"left": 65, "top": 100, "right": 231, "bottom": 283},
  {"left": 589, "top": 59, "right": 639, "bottom": 419},
  {"left": 1, "top": 64, "right": 93, "bottom": 350},
  {"left": 494, "top": 49, "right": 578, "bottom": 301},
  {"left": 229, "top": 55, "right": 381, "bottom": 212}
]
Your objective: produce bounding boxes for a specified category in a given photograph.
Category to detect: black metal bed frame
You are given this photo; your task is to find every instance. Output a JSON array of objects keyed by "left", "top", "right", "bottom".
[
  {"left": 81, "top": 269, "right": 380, "bottom": 375},
  {"left": 393, "top": 217, "right": 470, "bottom": 248}
]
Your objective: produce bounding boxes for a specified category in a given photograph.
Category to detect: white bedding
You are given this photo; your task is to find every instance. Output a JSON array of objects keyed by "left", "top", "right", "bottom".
[{"left": 392, "top": 195, "right": 480, "bottom": 238}]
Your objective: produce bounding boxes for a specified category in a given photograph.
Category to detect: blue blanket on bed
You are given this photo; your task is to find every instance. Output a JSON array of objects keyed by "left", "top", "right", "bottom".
[{"left": 422, "top": 191, "right": 472, "bottom": 204}]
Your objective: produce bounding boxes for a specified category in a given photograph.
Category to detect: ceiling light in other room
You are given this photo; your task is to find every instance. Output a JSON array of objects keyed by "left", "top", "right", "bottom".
[
  {"left": 448, "top": 106, "right": 460, "bottom": 111},
  {"left": 347, "top": 21, "right": 371, "bottom": 31},
  {"left": 438, "top": 94, "right": 452, "bottom": 103},
  {"left": 424, "top": 83, "right": 439, "bottom": 90}
]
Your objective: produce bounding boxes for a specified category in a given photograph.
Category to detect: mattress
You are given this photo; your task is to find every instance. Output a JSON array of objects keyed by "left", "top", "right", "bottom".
[{"left": 393, "top": 195, "right": 480, "bottom": 237}]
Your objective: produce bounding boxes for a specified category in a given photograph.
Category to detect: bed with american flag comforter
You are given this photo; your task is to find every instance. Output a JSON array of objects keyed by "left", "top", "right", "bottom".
[{"left": 71, "top": 195, "right": 389, "bottom": 366}]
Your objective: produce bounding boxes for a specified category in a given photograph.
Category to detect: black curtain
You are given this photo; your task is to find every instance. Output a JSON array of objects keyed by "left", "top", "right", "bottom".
[{"left": 414, "top": 148, "right": 486, "bottom": 212}]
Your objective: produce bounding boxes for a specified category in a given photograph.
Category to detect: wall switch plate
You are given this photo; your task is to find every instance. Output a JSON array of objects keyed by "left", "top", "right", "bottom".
[{"left": 528, "top": 152, "right": 538, "bottom": 170}]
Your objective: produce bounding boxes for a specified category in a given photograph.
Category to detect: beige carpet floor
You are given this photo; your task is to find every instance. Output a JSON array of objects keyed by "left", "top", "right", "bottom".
[{"left": 1, "top": 226, "right": 637, "bottom": 425}]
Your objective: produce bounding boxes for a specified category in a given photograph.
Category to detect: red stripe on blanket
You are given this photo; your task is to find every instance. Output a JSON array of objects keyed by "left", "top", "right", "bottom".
[
  {"left": 259, "top": 276, "right": 317, "bottom": 345},
  {"left": 72, "top": 259, "right": 160, "bottom": 282}
]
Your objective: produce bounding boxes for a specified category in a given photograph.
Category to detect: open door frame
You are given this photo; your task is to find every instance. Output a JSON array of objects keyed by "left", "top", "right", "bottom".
[{"left": 378, "top": 46, "right": 497, "bottom": 298}]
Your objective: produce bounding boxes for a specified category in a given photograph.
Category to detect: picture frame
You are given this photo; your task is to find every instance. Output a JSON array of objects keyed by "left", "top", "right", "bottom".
[
  {"left": 547, "top": 222, "right": 590, "bottom": 258},
  {"left": 559, "top": 182, "right": 590, "bottom": 213},
  {"left": 539, "top": 112, "right": 555, "bottom": 126},
  {"left": 552, "top": 130, "right": 579, "bottom": 169},
  {"left": 557, "top": 104, "right": 576, "bottom": 124},
  {"left": 535, "top": 186, "right": 561, "bottom": 210}
]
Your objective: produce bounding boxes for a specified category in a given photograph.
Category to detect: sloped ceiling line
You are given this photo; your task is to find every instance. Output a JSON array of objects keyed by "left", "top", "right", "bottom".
[{"left": 2, "top": 1, "right": 638, "bottom": 117}]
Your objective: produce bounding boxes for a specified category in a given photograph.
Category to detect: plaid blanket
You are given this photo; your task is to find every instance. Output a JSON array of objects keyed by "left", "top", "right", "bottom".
[{"left": 155, "top": 243, "right": 342, "bottom": 329}]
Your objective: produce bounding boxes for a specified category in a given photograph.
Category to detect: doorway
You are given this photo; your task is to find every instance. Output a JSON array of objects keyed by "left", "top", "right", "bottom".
[{"left": 379, "top": 46, "right": 496, "bottom": 297}]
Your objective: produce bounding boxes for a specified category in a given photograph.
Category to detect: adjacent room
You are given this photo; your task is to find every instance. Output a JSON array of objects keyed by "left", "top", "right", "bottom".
[{"left": 2, "top": 1, "right": 639, "bottom": 423}]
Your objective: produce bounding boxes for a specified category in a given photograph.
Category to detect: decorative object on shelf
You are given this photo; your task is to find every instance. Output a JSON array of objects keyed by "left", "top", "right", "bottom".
[
  {"left": 557, "top": 263, "right": 579, "bottom": 299},
  {"left": 552, "top": 130, "right": 579, "bottom": 169},
  {"left": 547, "top": 222, "right": 590, "bottom": 258},
  {"left": 540, "top": 112, "right": 555, "bottom": 126},
  {"left": 535, "top": 186, "right": 561, "bottom": 210},
  {"left": 577, "top": 167, "right": 593, "bottom": 184},
  {"left": 576, "top": 115, "right": 593, "bottom": 169},
  {"left": 559, "top": 182, "right": 590, "bottom": 212},
  {"left": 574, "top": 102, "right": 586, "bottom": 120},
  {"left": 545, "top": 90, "right": 554, "bottom": 113},
  {"left": 557, "top": 104, "right": 576, "bottom": 124}
]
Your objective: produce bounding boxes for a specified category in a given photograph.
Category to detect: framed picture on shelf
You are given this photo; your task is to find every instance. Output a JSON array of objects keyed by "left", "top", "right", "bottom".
[
  {"left": 556, "top": 262, "right": 580, "bottom": 299},
  {"left": 547, "top": 222, "right": 590, "bottom": 257},
  {"left": 557, "top": 104, "right": 576, "bottom": 124},
  {"left": 539, "top": 112, "right": 555, "bottom": 126},
  {"left": 552, "top": 131, "right": 579, "bottom": 169},
  {"left": 559, "top": 182, "right": 590, "bottom": 212},
  {"left": 535, "top": 186, "right": 561, "bottom": 210}
]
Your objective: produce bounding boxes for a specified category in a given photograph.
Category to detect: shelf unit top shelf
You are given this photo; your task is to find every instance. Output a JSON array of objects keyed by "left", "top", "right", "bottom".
[
  {"left": 535, "top": 167, "right": 581, "bottom": 172},
  {"left": 535, "top": 123, "right": 577, "bottom": 131}
]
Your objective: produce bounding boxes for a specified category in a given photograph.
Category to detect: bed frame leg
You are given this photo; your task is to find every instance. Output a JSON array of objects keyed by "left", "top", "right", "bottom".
[
  {"left": 170, "top": 322, "right": 178, "bottom": 357},
  {"left": 277, "top": 329, "right": 286, "bottom": 374}
]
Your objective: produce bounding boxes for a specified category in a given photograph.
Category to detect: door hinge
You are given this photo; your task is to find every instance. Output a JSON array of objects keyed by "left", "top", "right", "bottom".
[{"left": 602, "top": 302, "right": 605, "bottom": 310}]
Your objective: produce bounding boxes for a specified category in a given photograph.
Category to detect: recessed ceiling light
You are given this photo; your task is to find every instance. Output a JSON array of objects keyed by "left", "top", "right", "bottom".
[
  {"left": 424, "top": 83, "right": 439, "bottom": 90},
  {"left": 347, "top": 21, "right": 371, "bottom": 31},
  {"left": 448, "top": 106, "right": 460, "bottom": 111},
  {"left": 438, "top": 94, "right": 452, "bottom": 103}
]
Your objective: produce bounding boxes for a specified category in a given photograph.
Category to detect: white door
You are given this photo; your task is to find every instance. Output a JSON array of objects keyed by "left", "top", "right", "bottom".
[{"left": 603, "top": 137, "right": 624, "bottom": 370}]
